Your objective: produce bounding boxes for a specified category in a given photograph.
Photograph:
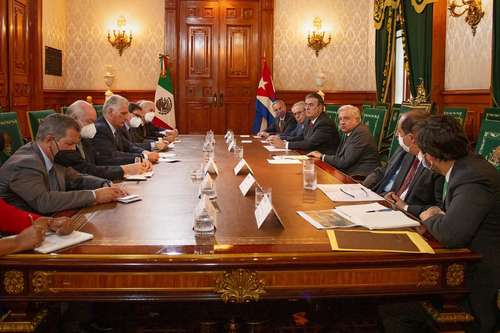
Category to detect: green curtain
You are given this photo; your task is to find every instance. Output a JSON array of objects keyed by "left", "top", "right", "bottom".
[
  {"left": 375, "top": 4, "right": 398, "bottom": 103},
  {"left": 400, "top": 1, "right": 433, "bottom": 97},
  {"left": 493, "top": 0, "right": 500, "bottom": 106}
]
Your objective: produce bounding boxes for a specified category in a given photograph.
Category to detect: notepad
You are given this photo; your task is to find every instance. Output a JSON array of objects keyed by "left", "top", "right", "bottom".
[
  {"left": 263, "top": 145, "right": 288, "bottom": 152},
  {"left": 318, "top": 184, "right": 384, "bottom": 202},
  {"left": 117, "top": 194, "right": 142, "bottom": 204},
  {"left": 34, "top": 231, "right": 94, "bottom": 253},
  {"left": 267, "top": 159, "right": 301, "bottom": 165},
  {"left": 273, "top": 155, "right": 309, "bottom": 161}
]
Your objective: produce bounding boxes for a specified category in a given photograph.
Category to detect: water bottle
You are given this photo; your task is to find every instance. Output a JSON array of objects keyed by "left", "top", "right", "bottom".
[{"left": 193, "top": 208, "right": 215, "bottom": 234}]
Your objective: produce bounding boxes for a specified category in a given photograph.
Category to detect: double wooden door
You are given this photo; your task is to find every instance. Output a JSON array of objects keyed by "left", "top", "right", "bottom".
[{"left": 178, "top": 0, "right": 261, "bottom": 134}]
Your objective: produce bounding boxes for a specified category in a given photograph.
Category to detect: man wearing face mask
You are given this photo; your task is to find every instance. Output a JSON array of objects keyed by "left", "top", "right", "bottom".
[
  {"left": 58, "top": 100, "right": 151, "bottom": 180},
  {"left": 416, "top": 115, "right": 500, "bottom": 333},
  {"left": 137, "top": 100, "right": 178, "bottom": 142},
  {"left": 363, "top": 111, "right": 444, "bottom": 216},
  {"left": 124, "top": 103, "right": 168, "bottom": 151},
  {"left": 257, "top": 100, "right": 297, "bottom": 139},
  {"left": 0, "top": 114, "right": 127, "bottom": 214},
  {"left": 91, "top": 95, "right": 160, "bottom": 165}
]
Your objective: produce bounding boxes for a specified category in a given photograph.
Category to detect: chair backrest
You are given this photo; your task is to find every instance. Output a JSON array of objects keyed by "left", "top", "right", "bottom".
[
  {"left": 0, "top": 112, "right": 24, "bottom": 163},
  {"left": 325, "top": 104, "right": 340, "bottom": 124},
  {"left": 27, "top": 109, "right": 55, "bottom": 140},
  {"left": 94, "top": 105, "right": 103, "bottom": 118},
  {"left": 475, "top": 119, "right": 500, "bottom": 171},
  {"left": 401, "top": 103, "right": 433, "bottom": 114},
  {"left": 483, "top": 107, "right": 500, "bottom": 122},
  {"left": 385, "top": 106, "right": 401, "bottom": 139},
  {"left": 362, "top": 107, "right": 386, "bottom": 149},
  {"left": 62, "top": 106, "right": 69, "bottom": 114},
  {"left": 443, "top": 107, "right": 467, "bottom": 127}
]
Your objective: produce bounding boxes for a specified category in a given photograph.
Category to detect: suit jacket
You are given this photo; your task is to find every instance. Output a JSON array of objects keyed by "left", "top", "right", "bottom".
[
  {"left": 287, "top": 112, "right": 340, "bottom": 155},
  {"left": 145, "top": 122, "right": 164, "bottom": 139},
  {"left": 91, "top": 117, "right": 144, "bottom": 166},
  {"left": 422, "top": 154, "right": 500, "bottom": 330},
  {"left": 363, "top": 148, "right": 444, "bottom": 216},
  {"left": 265, "top": 112, "right": 297, "bottom": 135},
  {"left": 323, "top": 123, "right": 380, "bottom": 177},
  {"left": 280, "top": 122, "right": 305, "bottom": 141},
  {"left": 0, "top": 143, "right": 103, "bottom": 214},
  {"left": 120, "top": 126, "right": 152, "bottom": 151}
]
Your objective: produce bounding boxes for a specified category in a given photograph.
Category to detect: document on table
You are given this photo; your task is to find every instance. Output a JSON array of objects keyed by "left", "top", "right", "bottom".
[
  {"left": 273, "top": 155, "right": 309, "bottom": 161},
  {"left": 334, "top": 203, "right": 420, "bottom": 230},
  {"left": 318, "top": 183, "right": 384, "bottom": 202},
  {"left": 267, "top": 159, "right": 301, "bottom": 165},
  {"left": 159, "top": 152, "right": 176, "bottom": 158},
  {"left": 297, "top": 209, "right": 357, "bottom": 229},
  {"left": 35, "top": 231, "right": 94, "bottom": 254},
  {"left": 124, "top": 171, "right": 154, "bottom": 180},
  {"left": 263, "top": 145, "right": 288, "bottom": 152}
]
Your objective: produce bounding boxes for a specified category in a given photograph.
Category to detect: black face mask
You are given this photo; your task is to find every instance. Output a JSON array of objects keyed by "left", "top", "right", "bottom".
[{"left": 54, "top": 149, "right": 82, "bottom": 167}]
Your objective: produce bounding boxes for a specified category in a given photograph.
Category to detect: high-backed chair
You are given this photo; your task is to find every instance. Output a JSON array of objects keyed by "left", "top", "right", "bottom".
[
  {"left": 444, "top": 107, "right": 467, "bottom": 127},
  {"left": 475, "top": 119, "right": 500, "bottom": 171},
  {"left": 94, "top": 105, "right": 103, "bottom": 118},
  {"left": 325, "top": 103, "right": 340, "bottom": 124},
  {"left": 27, "top": 109, "right": 55, "bottom": 140},
  {"left": 0, "top": 112, "right": 24, "bottom": 163},
  {"left": 363, "top": 107, "right": 386, "bottom": 149},
  {"left": 483, "top": 107, "right": 500, "bottom": 122}
]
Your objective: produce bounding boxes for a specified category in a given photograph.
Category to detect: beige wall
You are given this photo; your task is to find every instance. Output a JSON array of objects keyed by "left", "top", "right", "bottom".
[
  {"left": 43, "top": 0, "right": 165, "bottom": 90},
  {"left": 273, "top": 0, "right": 376, "bottom": 92},
  {"left": 444, "top": 0, "right": 493, "bottom": 90},
  {"left": 43, "top": 0, "right": 66, "bottom": 89}
]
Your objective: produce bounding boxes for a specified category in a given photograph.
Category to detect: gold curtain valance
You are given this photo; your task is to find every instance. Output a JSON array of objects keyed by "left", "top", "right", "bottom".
[
  {"left": 411, "top": 0, "right": 435, "bottom": 14},
  {"left": 374, "top": 0, "right": 400, "bottom": 30}
]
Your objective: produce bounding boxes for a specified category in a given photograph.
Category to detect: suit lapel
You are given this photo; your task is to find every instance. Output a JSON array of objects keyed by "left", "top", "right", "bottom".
[{"left": 54, "top": 164, "right": 66, "bottom": 191}]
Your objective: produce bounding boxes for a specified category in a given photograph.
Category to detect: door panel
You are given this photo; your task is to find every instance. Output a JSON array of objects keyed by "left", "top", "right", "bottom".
[
  {"left": 219, "top": 1, "right": 259, "bottom": 134},
  {"left": 0, "top": 0, "right": 8, "bottom": 110},
  {"left": 179, "top": 1, "right": 220, "bottom": 134}
]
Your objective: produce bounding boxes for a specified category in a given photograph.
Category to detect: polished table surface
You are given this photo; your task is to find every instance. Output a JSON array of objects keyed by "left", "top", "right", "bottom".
[{"left": 0, "top": 135, "right": 480, "bottom": 330}]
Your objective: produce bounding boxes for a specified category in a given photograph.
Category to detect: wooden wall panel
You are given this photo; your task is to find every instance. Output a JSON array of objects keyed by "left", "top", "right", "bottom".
[
  {"left": 277, "top": 90, "right": 377, "bottom": 110},
  {"left": 188, "top": 26, "right": 212, "bottom": 78},
  {"left": 0, "top": 0, "right": 7, "bottom": 110}
]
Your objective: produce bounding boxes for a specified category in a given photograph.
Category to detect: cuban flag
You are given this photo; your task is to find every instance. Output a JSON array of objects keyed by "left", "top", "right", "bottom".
[{"left": 251, "top": 59, "right": 276, "bottom": 133}]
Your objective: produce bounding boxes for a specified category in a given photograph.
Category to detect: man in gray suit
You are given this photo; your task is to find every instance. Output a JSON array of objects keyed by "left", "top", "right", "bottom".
[
  {"left": 308, "top": 105, "right": 380, "bottom": 177},
  {"left": 0, "top": 114, "right": 126, "bottom": 214}
]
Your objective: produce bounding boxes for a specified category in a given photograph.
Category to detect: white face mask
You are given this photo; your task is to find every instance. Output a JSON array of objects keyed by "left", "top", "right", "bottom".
[
  {"left": 144, "top": 112, "right": 155, "bottom": 123},
  {"left": 417, "top": 151, "right": 431, "bottom": 170},
  {"left": 80, "top": 123, "right": 97, "bottom": 139},
  {"left": 398, "top": 134, "right": 410, "bottom": 152},
  {"left": 129, "top": 116, "right": 143, "bottom": 128}
]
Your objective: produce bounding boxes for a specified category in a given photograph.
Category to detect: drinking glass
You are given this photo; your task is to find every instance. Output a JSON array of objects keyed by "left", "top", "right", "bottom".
[
  {"left": 302, "top": 159, "right": 317, "bottom": 190},
  {"left": 234, "top": 145, "right": 243, "bottom": 160}
]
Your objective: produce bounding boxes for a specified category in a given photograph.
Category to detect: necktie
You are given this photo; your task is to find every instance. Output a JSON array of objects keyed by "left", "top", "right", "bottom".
[
  {"left": 114, "top": 131, "right": 122, "bottom": 150},
  {"left": 442, "top": 178, "right": 449, "bottom": 202},
  {"left": 48, "top": 167, "right": 60, "bottom": 191},
  {"left": 77, "top": 143, "right": 86, "bottom": 159},
  {"left": 396, "top": 158, "right": 419, "bottom": 197},
  {"left": 278, "top": 119, "right": 284, "bottom": 132}
]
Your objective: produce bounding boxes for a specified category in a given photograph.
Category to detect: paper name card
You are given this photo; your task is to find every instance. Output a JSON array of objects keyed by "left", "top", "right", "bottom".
[
  {"left": 241, "top": 140, "right": 252, "bottom": 143},
  {"left": 204, "top": 158, "right": 219, "bottom": 175},
  {"left": 253, "top": 135, "right": 260, "bottom": 139},
  {"left": 224, "top": 131, "right": 230, "bottom": 139},
  {"left": 267, "top": 159, "right": 301, "bottom": 165},
  {"left": 35, "top": 231, "right": 94, "bottom": 254},
  {"left": 227, "top": 141, "right": 236, "bottom": 152},
  {"left": 239, "top": 173, "right": 256, "bottom": 196},
  {"left": 240, "top": 135, "right": 250, "bottom": 138},
  {"left": 254, "top": 195, "right": 273, "bottom": 229},
  {"left": 234, "top": 158, "right": 253, "bottom": 175}
]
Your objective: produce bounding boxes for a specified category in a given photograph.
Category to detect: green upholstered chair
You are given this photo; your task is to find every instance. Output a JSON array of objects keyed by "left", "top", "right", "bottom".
[
  {"left": 483, "top": 107, "right": 500, "bottom": 122},
  {"left": 475, "top": 119, "right": 500, "bottom": 171},
  {"left": 443, "top": 107, "right": 467, "bottom": 127},
  {"left": 62, "top": 106, "right": 69, "bottom": 114},
  {"left": 27, "top": 109, "right": 55, "bottom": 140},
  {"left": 325, "top": 104, "right": 341, "bottom": 124},
  {"left": 94, "top": 105, "right": 103, "bottom": 118},
  {"left": 0, "top": 112, "right": 24, "bottom": 163},
  {"left": 362, "top": 107, "right": 386, "bottom": 149}
]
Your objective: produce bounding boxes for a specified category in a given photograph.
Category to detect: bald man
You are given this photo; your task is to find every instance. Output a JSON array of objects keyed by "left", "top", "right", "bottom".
[
  {"left": 137, "top": 100, "right": 178, "bottom": 142},
  {"left": 308, "top": 105, "right": 380, "bottom": 177},
  {"left": 257, "top": 99, "right": 297, "bottom": 138}
]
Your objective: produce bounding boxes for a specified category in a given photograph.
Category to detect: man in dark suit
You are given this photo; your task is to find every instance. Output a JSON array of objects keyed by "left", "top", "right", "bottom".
[
  {"left": 279, "top": 101, "right": 306, "bottom": 141},
  {"left": 307, "top": 105, "right": 380, "bottom": 177},
  {"left": 137, "top": 100, "right": 178, "bottom": 142},
  {"left": 269, "top": 92, "right": 339, "bottom": 155},
  {"left": 257, "top": 99, "right": 297, "bottom": 138},
  {"left": 0, "top": 114, "right": 126, "bottom": 214},
  {"left": 126, "top": 103, "right": 169, "bottom": 152},
  {"left": 363, "top": 111, "right": 444, "bottom": 216},
  {"left": 417, "top": 116, "right": 500, "bottom": 333},
  {"left": 57, "top": 100, "right": 151, "bottom": 180},
  {"left": 91, "top": 95, "right": 160, "bottom": 166}
]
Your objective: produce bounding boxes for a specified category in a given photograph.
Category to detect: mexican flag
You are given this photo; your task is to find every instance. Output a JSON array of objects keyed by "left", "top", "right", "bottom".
[{"left": 153, "top": 55, "right": 176, "bottom": 129}]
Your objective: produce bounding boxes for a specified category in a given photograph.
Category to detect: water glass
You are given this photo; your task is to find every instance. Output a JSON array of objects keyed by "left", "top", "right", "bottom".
[
  {"left": 302, "top": 159, "right": 317, "bottom": 190},
  {"left": 255, "top": 187, "right": 272, "bottom": 208},
  {"left": 201, "top": 180, "right": 217, "bottom": 199},
  {"left": 193, "top": 208, "right": 215, "bottom": 234},
  {"left": 191, "top": 163, "right": 204, "bottom": 181},
  {"left": 234, "top": 145, "right": 243, "bottom": 160}
]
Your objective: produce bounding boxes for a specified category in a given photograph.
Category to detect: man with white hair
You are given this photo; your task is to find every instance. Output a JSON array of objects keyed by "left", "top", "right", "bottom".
[
  {"left": 91, "top": 95, "right": 160, "bottom": 165},
  {"left": 58, "top": 100, "right": 151, "bottom": 180},
  {"left": 308, "top": 105, "right": 380, "bottom": 177},
  {"left": 137, "top": 100, "right": 178, "bottom": 142}
]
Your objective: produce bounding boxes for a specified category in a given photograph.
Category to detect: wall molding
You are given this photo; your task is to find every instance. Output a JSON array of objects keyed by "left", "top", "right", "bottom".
[
  {"left": 43, "top": 90, "right": 155, "bottom": 110},
  {"left": 276, "top": 90, "right": 377, "bottom": 108}
]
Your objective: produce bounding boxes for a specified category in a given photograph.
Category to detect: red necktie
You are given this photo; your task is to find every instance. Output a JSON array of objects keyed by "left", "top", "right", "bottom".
[{"left": 396, "top": 158, "right": 419, "bottom": 197}]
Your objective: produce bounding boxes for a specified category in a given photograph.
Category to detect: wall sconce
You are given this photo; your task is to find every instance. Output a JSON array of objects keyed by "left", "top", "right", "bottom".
[
  {"left": 307, "top": 17, "right": 331, "bottom": 57},
  {"left": 107, "top": 16, "right": 133, "bottom": 56},
  {"left": 448, "top": 0, "right": 485, "bottom": 36}
]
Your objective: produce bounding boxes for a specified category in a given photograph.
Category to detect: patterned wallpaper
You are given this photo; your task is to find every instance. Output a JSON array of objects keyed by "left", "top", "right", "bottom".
[
  {"left": 445, "top": 0, "right": 493, "bottom": 90},
  {"left": 42, "top": 0, "right": 165, "bottom": 90},
  {"left": 273, "top": 0, "right": 376, "bottom": 92},
  {"left": 42, "top": 0, "right": 66, "bottom": 89}
]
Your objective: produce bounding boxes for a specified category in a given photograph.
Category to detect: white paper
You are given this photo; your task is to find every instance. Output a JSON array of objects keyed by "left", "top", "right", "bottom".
[
  {"left": 168, "top": 142, "right": 175, "bottom": 149},
  {"left": 228, "top": 141, "right": 235, "bottom": 152},
  {"left": 263, "top": 145, "right": 288, "bottom": 152},
  {"left": 241, "top": 140, "right": 252, "bottom": 143},
  {"left": 174, "top": 139, "right": 182, "bottom": 143},
  {"left": 273, "top": 155, "right": 309, "bottom": 160},
  {"left": 253, "top": 135, "right": 261, "bottom": 139},
  {"left": 317, "top": 184, "right": 385, "bottom": 202},
  {"left": 240, "top": 135, "right": 250, "bottom": 138},
  {"left": 239, "top": 173, "right": 256, "bottom": 196},
  {"left": 124, "top": 174, "right": 147, "bottom": 181},
  {"left": 35, "top": 231, "right": 94, "bottom": 254},
  {"left": 267, "top": 159, "right": 301, "bottom": 165},
  {"left": 260, "top": 140, "right": 268, "bottom": 143},
  {"left": 159, "top": 157, "right": 180, "bottom": 163},
  {"left": 334, "top": 203, "right": 420, "bottom": 230},
  {"left": 117, "top": 194, "right": 142, "bottom": 203},
  {"left": 254, "top": 195, "right": 273, "bottom": 229},
  {"left": 159, "top": 152, "right": 176, "bottom": 158}
]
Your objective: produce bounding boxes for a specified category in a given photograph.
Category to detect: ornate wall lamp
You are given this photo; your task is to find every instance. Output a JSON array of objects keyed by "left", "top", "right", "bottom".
[
  {"left": 448, "top": 0, "right": 485, "bottom": 36},
  {"left": 307, "top": 17, "right": 331, "bottom": 57},
  {"left": 107, "top": 16, "right": 133, "bottom": 56}
]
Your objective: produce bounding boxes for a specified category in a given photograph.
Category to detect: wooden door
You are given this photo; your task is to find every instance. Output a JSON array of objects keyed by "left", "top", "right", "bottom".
[
  {"left": 179, "top": 1, "right": 221, "bottom": 134},
  {"left": 219, "top": 1, "right": 259, "bottom": 134},
  {"left": 0, "top": 0, "right": 8, "bottom": 111},
  {"left": 8, "top": 0, "right": 31, "bottom": 136}
]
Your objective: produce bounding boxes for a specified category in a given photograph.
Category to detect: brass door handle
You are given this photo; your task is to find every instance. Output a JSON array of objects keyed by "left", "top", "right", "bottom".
[
  {"left": 219, "top": 93, "right": 224, "bottom": 107},
  {"left": 213, "top": 93, "right": 217, "bottom": 106}
]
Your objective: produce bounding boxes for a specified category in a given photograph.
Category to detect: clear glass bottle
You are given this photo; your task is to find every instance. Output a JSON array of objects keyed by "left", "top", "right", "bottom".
[{"left": 193, "top": 208, "right": 215, "bottom": 234}]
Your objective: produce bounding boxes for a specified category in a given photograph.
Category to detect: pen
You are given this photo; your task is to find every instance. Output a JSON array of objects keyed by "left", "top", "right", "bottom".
[
  {"left": 365, "top": 208, "right": 393, "bottom": 213},
  {"left": 339, "top": 187, "right": 355, "bottom": 198}
]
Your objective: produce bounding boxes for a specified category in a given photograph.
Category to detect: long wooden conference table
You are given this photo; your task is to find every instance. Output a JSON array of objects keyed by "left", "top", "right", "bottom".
[{"left": 0, "top": 135, "right": 479, "bottom": 331}]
